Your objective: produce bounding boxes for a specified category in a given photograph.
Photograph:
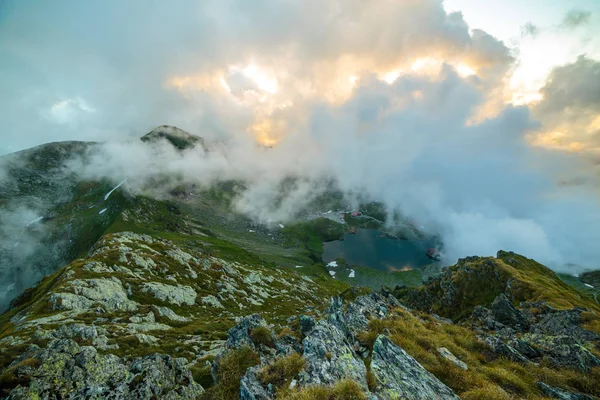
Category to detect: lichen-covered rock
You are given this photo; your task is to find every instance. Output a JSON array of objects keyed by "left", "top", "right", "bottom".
[
  {"left": 437, "top": 347, "right": 468, "bottom": 370},
  {"left": 240, "top": 366, "right": 272, "bottom": 400},
  {"left": 141, "top": 282, "right": 197, "bottom": 306},
  {"left": 154, "top": 305, "right": 189, "bottom": 322},
  {"left": 521, "top": 334, "right": 600, "bottom": 371},
  {"left": 202, "top": 295, "right": 225, "bottom": 309},
  {"left": 480, "top": 334, "right": 530, "bottom": 364},
  {"left": 370, "top": 335, "right": 459, "bottom": 400},
  {"left": 51, "top": 278, "right": 138, "bottom": 312},
  {"left": 537, "top": 382, "right": 595, "bottom": 400},
  {"left": 328, "top": 291, "right": 401, "bottom": 340},
  {"left": 531, "top": 307, "right": 599, "bottom": 342},
  {"left": 491, "top": 294, "right": 529, "bottom": 331},
  {"left": 227, "top": 314, "right": 269, "bottom": 350},
  {"left": 4, "top": 339, "right": 203, "bottom": 399},
  {"left": 300, "top": 320, "right": 367, "bottom": 389}
]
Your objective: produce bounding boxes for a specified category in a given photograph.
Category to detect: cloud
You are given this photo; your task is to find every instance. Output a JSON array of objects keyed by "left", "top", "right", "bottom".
[
  {"left": 561, "top": 9, "right": 592, "bottom": 29},
  {"left": 520, "top": 22, "right": 539, "bottom": 38},
  {"left": 531, "top": 55, "right": 600, "bottom": 153},
  {"left": 1, "top": 0, "right": 600, "bottom": 300}
]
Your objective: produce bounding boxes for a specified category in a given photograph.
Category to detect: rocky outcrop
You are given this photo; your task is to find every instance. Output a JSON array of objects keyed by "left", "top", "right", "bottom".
[
  {"left": 468, "top": 295, "right": 600, "bottom": 371},
  {"left": 4, "top": 339, "right": 203, "bottom": 399},
  {"left": 218, "top": 292, "right": 458, "bottom": 399},
  {"left": 537, "top": 382, "right": 595, "bottom": 400},
  {"left": 300, "top": 320, "right": 368, "bottom": 389},
  {"left": 490, "top": 294, "right": 529, "bottom": 331},
  {"left": 370, "top": 336, "right": 459, "bottom": 400},
  {"left": 140, "top": 282, "right": 197, "bottom": 306}
]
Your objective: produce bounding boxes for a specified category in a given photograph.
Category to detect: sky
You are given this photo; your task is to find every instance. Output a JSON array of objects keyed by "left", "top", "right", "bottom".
[{"left": 1, "top": 0, "right": 600, "bottom": 273}]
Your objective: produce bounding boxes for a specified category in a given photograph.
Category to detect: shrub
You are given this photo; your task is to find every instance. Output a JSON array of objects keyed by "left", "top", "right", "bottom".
[
  {"left": 281, "top": 380, "right": 367, "bottom": 400},
  {"left": 202, "top": 346, "right": 260, "bottom": 400},
  {"left": 250, "top": 326, "right": 275, "bottom": 347},
  {"left": 258, "top": 352, "right": 306, "bottom": 389},
  {"left": 461, "top": 384, "right": 511, "bottom": 400}
]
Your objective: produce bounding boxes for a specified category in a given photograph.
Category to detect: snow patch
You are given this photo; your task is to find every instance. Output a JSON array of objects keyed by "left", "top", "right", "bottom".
[
  {"left": 278, "top": 223, "right": 285, "bottom": 228},
  {"left": 104, "top": 179, "right": 127, "bottom": 200},
  {"left": 26, "top": 216, "right": 44, "bottom": 227},
  {"left": 327, "top": 261, "right": 338, "bottom": 268},
  {"left": 584, "top": 283, "right": 594, "bottom": 289},
  {"left": 328, "top": 270, "right": 336, "bottom": 277},
  {"left": 99, "top": 208, "right": 107, "bottom": 215},
  {"left": 295, "top": 266, "right": 304, "bottom": 269},
  {"left": 348, "top": 269, "right": 355, "bottom": 278},
  {"left": 248, "top": 229, "right": 256, "bottom": 233}
]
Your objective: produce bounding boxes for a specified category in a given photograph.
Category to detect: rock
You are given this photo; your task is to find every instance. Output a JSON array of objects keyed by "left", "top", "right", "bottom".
[
  {"left": 136, "top": 334, "right": 159, "bottom": 345},
  {"left": 55, "top": 323, "right": 102, "bottom": 340},
  {"left": 507, "top": 338, "right": 541, "bottom": 359},
  {"left": 201, "top": 295, "right": 225, "bottom": 309},
  {"left": 129, "top": 311, "right": 156, "bottom": 324},
  {"left": 480, "top": 334, "right": 530, "bottom": 364},
  {"left": 343, "top": 291, "right": 400, "bottom": 337},
  {"left": 300, "top": 320, "right": 367, "bottom": 390},
  {"left": 240, "top": 367, "right": 272, "bottom": 400},
  {"left": 227, "top": 314, "right": 269, "bottom": 350},
  {"left": 5, "top": 339, "right": 203, "bottom": 399},
  {"left": 537, "top": 382, "right": 595, "bottom": 400},
  {"left": 491, "top": 294, "right": 529, "bottom": 331},
  {"left": 437, "top": 347, "right": 468, "bottom": 370},
  {"left": 51, "top": 278, "right": 138, "bottom": 312},
  {"left": 370, "top": 336, "right": 459, "bottom": 399},
  {"left": 531, "top": 308, "right": 599, "bottom": 342},
  {"left": 154, "top": 306, "right": 189, "bottom": 322},
  {"left": 299, "top": 315, "right": 316, "bottom": 336},
  {"left": 141, "top": 282, "right": 197, "bottom": 306},
  {"left": 471, "top": 306, "right": 505, "bottom": 330},
  {"left": 522, "top": 334, "right": 600, "bottom": 371}
]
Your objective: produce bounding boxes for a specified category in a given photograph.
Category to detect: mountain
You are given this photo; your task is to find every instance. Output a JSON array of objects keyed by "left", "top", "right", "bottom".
[
  {"left": 0, "top": 127, "right": 599, "bottom": 399},
  {"left": 140, "top": 125, "right": 207, "bottom": 151}
]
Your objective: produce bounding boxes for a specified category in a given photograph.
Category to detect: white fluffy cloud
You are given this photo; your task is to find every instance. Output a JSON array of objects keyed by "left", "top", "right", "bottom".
[{"left": 1, "top": 0, "right": 600, "bottom": 273}]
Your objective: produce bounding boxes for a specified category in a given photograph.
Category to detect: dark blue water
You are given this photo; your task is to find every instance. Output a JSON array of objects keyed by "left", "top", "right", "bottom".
[{"left": 323, "top": 229, "right": 434, "bottom": 272}]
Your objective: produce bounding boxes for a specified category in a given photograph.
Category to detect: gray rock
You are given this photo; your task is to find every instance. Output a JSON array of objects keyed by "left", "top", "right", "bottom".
[
  {"left": 141, "top": 282, "right": 197, "bottom": 306},
  {"left": 522, "top": 334, "right": 600, "bottom": 371},
  {"left": 201, "top": 295, "right": 225, "bottom": 309},
  {"left": 300, "top": 320, "right": 367, "bottom": 390},
  {"left": 491, "top": 294, "right": 529, "bottom": 331},
  {"left": 5, "top": 339, "right": 203, "bottom": 399},
  {"left": 480, "top": 334, "right": 530, "bottom": 364},
  {"left": 532, "top": 308, "right": 599, "bottom": 342},
  {"left": 437, "top": 347, "right": 467, "bottom": 370},
  {"left": 154, "top": 305, "right": 189, "bottom": 322},
  {"left": 370, "top": 335, "right": 459, "bottom": 399},
  {"left": 51, "top": 278, "right": 138, "bottom": 312},
  {"left": 537, "top": 382, "right": 595, "bottom": 400},
  {"left": 471, "top": 306, "right": 505, "bottom": 331},
  {"left": 227, "top": 314, "right": 269, "bottom": 350},
  {"left": 299, "top": 315, "right": 316, "bottom": 336},
  {"left": 240, "top": 367, "right": 272, "bottom": 400}
]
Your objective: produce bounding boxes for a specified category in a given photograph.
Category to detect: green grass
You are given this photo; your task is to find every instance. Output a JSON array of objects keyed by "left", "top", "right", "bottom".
[
  {"left": 399, "top": 252, "right": 600, "bottom": 321},
  {"left": 258, "top": 353, "right": 306, "bottom": 391},
  {"left": 355, "top": 307, "right": 600, "bottom": 399},
  {"left": 201, "top": 346, "right": 260, "bottom": 400}
]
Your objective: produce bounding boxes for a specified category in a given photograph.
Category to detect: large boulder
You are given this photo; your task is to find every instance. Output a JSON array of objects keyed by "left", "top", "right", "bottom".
[
  {"left": 370, "top": 335, "right": 459, "bottom": 400},
  {"left": 300, "top": 320, "right": 367, "bottom": 390},
  {"left": 490, "top": 294, "right": 529, "bottom": 331}
]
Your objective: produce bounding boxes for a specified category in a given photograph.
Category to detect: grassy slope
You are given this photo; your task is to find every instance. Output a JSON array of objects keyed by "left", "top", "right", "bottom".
[
  {"left": 399, "top": 252, "right": 600, "bottom": 321},
  {"left": 357, "top": 308, "right": 600, "bottom": 399}
]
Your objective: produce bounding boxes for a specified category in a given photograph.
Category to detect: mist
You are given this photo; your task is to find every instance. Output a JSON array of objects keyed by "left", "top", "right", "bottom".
[{"left": 1, "top": 0, "right": 600, "bottom": 310}]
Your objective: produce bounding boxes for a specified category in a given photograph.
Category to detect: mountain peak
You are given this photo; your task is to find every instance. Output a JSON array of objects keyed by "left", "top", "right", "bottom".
[{"left": 140, "top": 125, "right": 205, "bottom": 150}]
